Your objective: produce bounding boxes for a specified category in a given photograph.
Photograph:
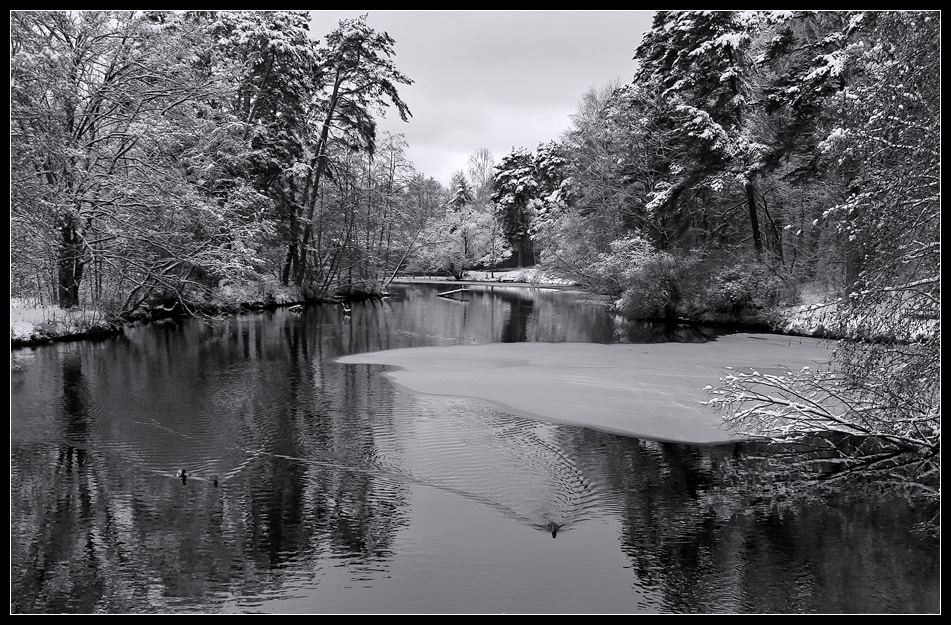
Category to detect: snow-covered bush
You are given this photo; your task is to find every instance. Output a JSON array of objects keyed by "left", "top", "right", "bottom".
[
  {"left": 698, "top": 259, "right": 786, "bottom": 319},
  {"left": 615, "top": 250, "right": 703, "bottom": 320}
]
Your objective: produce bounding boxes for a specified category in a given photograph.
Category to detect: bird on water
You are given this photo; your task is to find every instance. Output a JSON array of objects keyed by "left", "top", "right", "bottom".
[{"left": 176, "top": 468, "right": 187, "bottom": 484}]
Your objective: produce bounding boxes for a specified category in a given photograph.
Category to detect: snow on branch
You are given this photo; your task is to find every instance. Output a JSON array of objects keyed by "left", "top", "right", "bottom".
[{"left": 705, "top": 364, "right": 938, "bottom": 453}]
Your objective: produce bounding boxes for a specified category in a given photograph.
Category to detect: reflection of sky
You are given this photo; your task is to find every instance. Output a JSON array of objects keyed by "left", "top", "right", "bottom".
[
  {"left": 10, "top": 291, "right": 941, "bottom": 614},
  {"left": 382, "top": 283, "right": 618, "bottom": 348},
  {"left": 256, "top": 481, "right": 637, "bottom": 614}
]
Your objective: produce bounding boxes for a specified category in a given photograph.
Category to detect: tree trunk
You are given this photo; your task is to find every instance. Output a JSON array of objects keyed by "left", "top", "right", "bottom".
[
  {"left": 280, "top": 205, "right": 299, "bottom": 286},
  {"left": 283, "top": 171, "right": 318, "bottom": 286},
  {"left": 56, "top": 213, "right": 85, "bottom": 308},
  {"left": 294, "top": 71, "right": 342, "bottom": 287},
  {"left": 745, "top": 181, "right": 763, "bottom": 255},
  {"left": 759, "top": 194, "right": 786, "bottom": 266},
  {"left": 280, "top": 245, "right": 297, "bottom": 286},
  {"left": 294, "top": 163, "right": 327, "bottom": 287}
]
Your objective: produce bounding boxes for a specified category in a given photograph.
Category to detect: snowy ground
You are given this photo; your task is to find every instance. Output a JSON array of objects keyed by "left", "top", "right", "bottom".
[
  {"left": 10, "top": 298, "right": 116, "bottom": 345},
  {"left": 777, "top": 297, "right": 936, "bottom": 342}
]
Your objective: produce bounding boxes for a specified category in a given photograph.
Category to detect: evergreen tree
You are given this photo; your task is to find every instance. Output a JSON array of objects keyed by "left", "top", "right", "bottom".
[
  {"left": 635, "top": 11, "right": 766, "bottom": 255},
  {"left": 491, "top": 147, "right": 538, "bottom": 267}
]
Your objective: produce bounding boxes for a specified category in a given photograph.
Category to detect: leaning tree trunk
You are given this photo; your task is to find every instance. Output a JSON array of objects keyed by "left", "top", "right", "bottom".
[
  {"left": 745, "top": 180, "right": 763, "bottom": 256},
  {"left": 56, "top": 211, "right": 85, "bottom": 309},
  {"left": 294, "top": 71, "right": 342, "bottom": 288}
]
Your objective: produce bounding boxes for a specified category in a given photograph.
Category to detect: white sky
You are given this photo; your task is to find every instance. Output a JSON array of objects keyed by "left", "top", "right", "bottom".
[{"left": 309, "top": 10, "right": 656, "bottom": 188}]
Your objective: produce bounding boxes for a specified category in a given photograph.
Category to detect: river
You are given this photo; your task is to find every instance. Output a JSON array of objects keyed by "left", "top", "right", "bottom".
[{"left": 9, "top": 283, "right": 940, "bottom": 614}]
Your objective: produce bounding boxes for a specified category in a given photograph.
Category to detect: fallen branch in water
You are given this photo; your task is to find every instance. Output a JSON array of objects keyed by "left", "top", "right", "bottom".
[{"left": 437, "top": 287, "right": 471, "bottom": 298}]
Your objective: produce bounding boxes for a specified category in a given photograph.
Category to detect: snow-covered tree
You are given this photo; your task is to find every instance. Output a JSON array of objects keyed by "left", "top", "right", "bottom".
[
  {"left": 538, "top": 82, "right": 654, "bottom": 275},
  {"left": 10, "top": 10, "right": 274, "bottom": 312},
  {"left": 288, "top": 14, "right": 413, "bottom": 287},
  {"left": 198, "top": 10, "right": 319, "bottom": 282},
  {"left": 466, "top": 147, "right": 496, "bottom": 208},
  {"left": 491, "top": 147, "right": 539, "bottom": 267},
  {"left": 635, "top": 11, "right": 768, "bottom": 255},
  {"left": 708, "top": 11, "right": 940, "bottom": 499},
  {"left": 529, "top": 140, "right": 571, "bottom": 237},
  {"left": 411, "top": 171, "right": 509, "bottom": 279},
  {"left": 447, "top": 171, "right": 475, "bottom": 214}
]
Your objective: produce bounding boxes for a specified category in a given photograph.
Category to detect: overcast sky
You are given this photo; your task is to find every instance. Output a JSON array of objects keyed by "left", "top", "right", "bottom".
[{"left": 309, "top": 10, "right": 656, "bottom": 188}]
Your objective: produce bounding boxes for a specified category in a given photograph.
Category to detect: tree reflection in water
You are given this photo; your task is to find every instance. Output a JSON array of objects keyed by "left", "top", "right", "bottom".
[
  {"left": 561, "top": 428, "right": 939, "bottom": 614},
  {"left": 9, "top": 284, "right": 940, "bottom": 613}
]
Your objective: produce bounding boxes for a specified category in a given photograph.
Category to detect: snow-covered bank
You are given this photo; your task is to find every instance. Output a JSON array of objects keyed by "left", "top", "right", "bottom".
[
  {"left": 775, "top": 298, "right": 938, "bottom": 342},
  {"left": 395, "top": 267, "right": 577, "bottom": 287},
  {"left": 9, "top": 278, "right": 305, "bottom": 349},
  {"left": 10, "top": 299, "right": 122, "bottom": 347}
]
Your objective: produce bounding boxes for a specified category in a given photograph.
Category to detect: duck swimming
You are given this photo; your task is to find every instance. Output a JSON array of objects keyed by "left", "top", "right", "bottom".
[
  {"left": 546, "top": 522, "right": 561, "bottom": 538},
  {"left": 176, "top": 468, "right": 187, "bottom": 484}
]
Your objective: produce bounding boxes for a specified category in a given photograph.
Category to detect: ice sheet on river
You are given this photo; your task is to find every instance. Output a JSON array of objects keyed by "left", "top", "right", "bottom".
[{"left": 336, "top": 333, "right": 836, "bottom": 444}]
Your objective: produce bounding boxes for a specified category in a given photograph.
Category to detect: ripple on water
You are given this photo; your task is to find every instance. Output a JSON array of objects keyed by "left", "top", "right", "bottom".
[{"left": 358, "top": 391, "right": 605, "bottom": 534}]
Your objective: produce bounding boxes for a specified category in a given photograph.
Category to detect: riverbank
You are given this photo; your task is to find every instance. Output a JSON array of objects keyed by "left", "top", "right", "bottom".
[
  {"left": 9, "top": 288, "right": 292, "bottom": 349},
  {"left": 10, "top": 299, "right": 124, "bottom": 349},
  {"left": 394, "top": 268, "right": 578, "bottom": 288},
  {"left": 8, "top": 269, "right": 567, "bottom": 348},
  {"left": 8, "top": 269, "right": 850, "bottom": 349}
]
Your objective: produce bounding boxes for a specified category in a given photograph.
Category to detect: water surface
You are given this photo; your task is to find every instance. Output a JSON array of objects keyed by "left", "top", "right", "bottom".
[{"left": 10, "top": 284, "right": 940, "bottom": 614}]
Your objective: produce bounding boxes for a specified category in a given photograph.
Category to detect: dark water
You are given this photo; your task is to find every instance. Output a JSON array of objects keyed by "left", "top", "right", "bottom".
[{"left": 10, "top": 284, "right": 940, "bottom": 614}]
